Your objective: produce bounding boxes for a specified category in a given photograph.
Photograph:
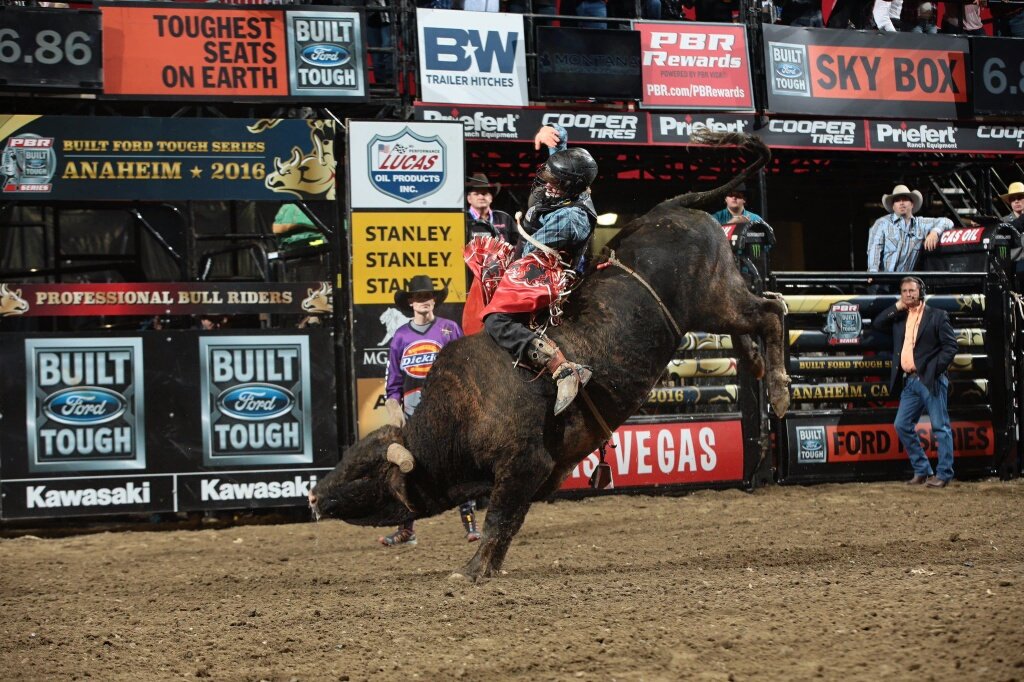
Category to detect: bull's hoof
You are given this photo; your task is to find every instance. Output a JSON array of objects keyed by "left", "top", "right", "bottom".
[
  {"left": 448, "top": 571, "right": 470, "bottom": 582},
  {"left": 770, "top": 374, "right": 791, "bottom": 417}
]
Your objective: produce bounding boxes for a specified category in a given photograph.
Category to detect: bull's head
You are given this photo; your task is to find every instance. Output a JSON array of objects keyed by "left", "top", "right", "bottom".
[
  {"left": 308, "top": 426, "right": 419, "bottom": 527},
  {"left": 0, "top": 284, "right": 29, "bottom": 316},
  {"left": 301, "top": 282, "right": 333, "bottom": 314}
]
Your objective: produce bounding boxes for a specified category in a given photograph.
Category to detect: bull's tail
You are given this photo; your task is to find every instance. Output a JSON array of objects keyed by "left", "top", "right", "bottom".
[{"left": 659, "top": 132, "right": 771, "bottom": 212}]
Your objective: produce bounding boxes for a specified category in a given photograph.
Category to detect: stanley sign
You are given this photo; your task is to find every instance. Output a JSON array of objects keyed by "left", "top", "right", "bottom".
[{"left": 763, "top": 26, "right": 969, "bottom": 120}]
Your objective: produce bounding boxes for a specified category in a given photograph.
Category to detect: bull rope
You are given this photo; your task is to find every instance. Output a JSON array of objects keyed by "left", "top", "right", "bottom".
[{"left": 598, "top": 250, "right": 684, "bottom": 340}]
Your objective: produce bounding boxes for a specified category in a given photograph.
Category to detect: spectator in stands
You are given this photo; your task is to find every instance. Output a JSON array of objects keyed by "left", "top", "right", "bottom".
[
  {"left": 872, "top": 276, "right": 957, "bottom": 488},
  {"left": 575, "top": 0, "right": 609, "bottom": 29},
  {"left": 903, "top": 0, "right": 938, "bottom": 31},
  {"left": 999, "top": 181, "right": 1024, "bottom": 228},
  {"left": 380, "top": 275, "right": 481, "bottom": 547},
  {"left": 994, "top": 3, "right": 1024, "bottom": 36},
  {"left": 363, "top": 0, "right": 393, "bottom": 85},
  {"left": 827, "top": 0, "right": 874, "bottom": 27},
  {"left": 507, "top": 0, "right": 558, "bottom": 23},
  {"left": 872, "top": 0, "right": 903, "bottom": 29},
  {"left": 465, "top": 173, "right": 517, "bottom": 246},
  {"left": 712, "top": 185, "right": 763, "bottom": 225},
  {"left": 942, "top": 0, "right": 987, "bottom": 34},
  {"left": 780, "top": 0, "right": 824, "bottom": 25},
  {"left": 272, "top": 203, "right": 324, "bottom": 254},
  {"left": 867, "top": 184, "right": 952, "bottom": 273},
  {"left": 683, "top": 0, "right": 739, "bottom": 22}
]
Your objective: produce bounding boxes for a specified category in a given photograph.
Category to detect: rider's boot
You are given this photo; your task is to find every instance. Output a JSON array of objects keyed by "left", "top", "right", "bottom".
[{"left": 526, "top": 335, "right": 592, "bottom": 416}]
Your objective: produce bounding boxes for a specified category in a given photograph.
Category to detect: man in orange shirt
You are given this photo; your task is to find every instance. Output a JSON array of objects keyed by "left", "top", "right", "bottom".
[{"left": 872, "top": 276, "right": 958, "bottom": 487}]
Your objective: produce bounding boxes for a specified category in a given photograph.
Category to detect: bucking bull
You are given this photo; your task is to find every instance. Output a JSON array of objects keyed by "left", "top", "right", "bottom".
[{"left": 309, "top": 131, "right": 790, "bottom": 581}]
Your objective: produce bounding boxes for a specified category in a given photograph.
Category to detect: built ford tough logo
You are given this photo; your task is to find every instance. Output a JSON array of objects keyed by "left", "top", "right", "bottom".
[
  {"left": 824, "top": 301, "right": 862, "bottom": 345},
  {"left": 216, "top": 384, "right": 295, "bottom": 421},
  {"left": 300, "top": 44, "right": 350, "bottom": 68},
  {"left": 42, "top": 387, "right": 127, "bottom": 426},
  {"left": 796, "top": 426, "right": 827, "bottom": 463}
]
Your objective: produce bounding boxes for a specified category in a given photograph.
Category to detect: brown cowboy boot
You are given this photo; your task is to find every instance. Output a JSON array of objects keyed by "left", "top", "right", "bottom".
[{"left": 526, "top": 335, "right": 592, "bottom": 416}]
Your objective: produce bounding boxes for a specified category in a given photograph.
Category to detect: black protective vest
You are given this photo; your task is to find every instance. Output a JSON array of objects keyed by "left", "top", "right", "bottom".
[{"left": 520, "top": 193, "right": 598, "bottom": 268}]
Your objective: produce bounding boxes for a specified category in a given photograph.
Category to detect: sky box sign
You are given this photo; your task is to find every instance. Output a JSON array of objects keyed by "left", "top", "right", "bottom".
[{"left": 416, "top": 8, "right": 528, "bottom": 106}]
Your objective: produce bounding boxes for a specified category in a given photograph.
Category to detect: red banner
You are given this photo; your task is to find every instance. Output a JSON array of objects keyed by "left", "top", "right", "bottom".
[
  {"left": 824, "top": 420, "right": 994, "bottom": 463},
  {"left": 0, "top": 282, "right": 332, "bottom": 317},
  {"left": 635, "top": 22, "right": 753, "bottom": 112},
  {"left": 561, "top": 420, "right": 744, "bottom": 490}
]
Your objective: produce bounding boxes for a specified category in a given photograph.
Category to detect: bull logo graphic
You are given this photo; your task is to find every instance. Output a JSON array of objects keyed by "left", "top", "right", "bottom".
[
  {"left": 0, "top": 283, "right": 29, "bottom": 316},
  {"left": 507, "top": 261, "right": 549, "bottom": 288},
  {"left": 368, "top": 128, "right": 446, "bottom": 203},
  {"left": 248, "top": 119, "right": 337, "bottom": 201},
  {"left": 301, "top": 282, "right": 333, "bottom": 314}
]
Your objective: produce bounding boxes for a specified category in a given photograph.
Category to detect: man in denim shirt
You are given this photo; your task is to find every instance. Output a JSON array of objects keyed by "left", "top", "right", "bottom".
[{"left": 867, "top": 184, "right": 953, "bottom": 273}]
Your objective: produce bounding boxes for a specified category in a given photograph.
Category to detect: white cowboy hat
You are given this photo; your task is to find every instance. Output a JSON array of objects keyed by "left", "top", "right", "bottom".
[
  {"left": 999, "top": 181, "right": 1024, "bottom": 204},
  {"left": 881, "top": 184, "right": 923, "bottom": 213}
]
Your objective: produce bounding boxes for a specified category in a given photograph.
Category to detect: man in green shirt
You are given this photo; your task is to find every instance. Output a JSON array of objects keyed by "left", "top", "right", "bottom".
[{"left": 272, "top": 203, "right": 325, "bottom": 253}]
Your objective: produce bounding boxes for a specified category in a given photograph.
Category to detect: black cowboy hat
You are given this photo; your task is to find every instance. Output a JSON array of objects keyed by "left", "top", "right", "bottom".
[
  {"left": 466, "top": 172, "right": 500, "bottom": 196},
  {"left": 394, "top": 275, "right": 448, "bottom": 316}
]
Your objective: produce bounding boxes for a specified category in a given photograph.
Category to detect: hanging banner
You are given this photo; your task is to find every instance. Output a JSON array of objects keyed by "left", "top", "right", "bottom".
[
  {"left": 650, "top": 113, "right": 754, "bottom": 144},
  {"left": 755, "top": 118, "right": 868, "bottom": 151},
  {"left": 535, "top": 27, "right": 641, "bottom": 101},
  {"left": 0, "top": 7, "right": 102, "bottom": 91},
  {"left": 348, "top": 120, "right": 464, "bottom": 210},
  {"left": 414, "top": 104, "right": 649, "bottom": 145},
  {"left": 0, "top": 282, "right": 331, "bottom": 317},
  {"left": 100, "top": 5, "right": 365, "bottom": 100},
  {"left": 416, "top": 8, "right": 528, "bottom": 106},
  {"left": 763, "top": 25, "right": 970, "bottom": 120},
  {"left": 562, "top": 420, "right": 745, "bottom": 490},
  {"left": 971, "top": 37, "right": 1024, "bottom": 116},
  {"left": 0, "top": 116, "right": 336, "bottom": 200},
  {"left": 867, "top": 120, "right": 1024, "bottom": 155},
  {"left": 634, "top": 21, "right": 754, "bottom": 112}
]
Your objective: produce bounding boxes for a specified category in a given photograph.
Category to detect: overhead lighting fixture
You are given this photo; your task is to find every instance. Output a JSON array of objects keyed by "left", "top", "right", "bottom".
[{"left": 597, "top": 213, "right": 618, "bottom": 226}]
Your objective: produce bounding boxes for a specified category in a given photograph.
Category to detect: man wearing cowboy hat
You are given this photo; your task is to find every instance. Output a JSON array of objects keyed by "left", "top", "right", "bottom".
[
  {"left": 466, "top": 173, "right": 516, "bottom": 246},
  {"left": 381, "top": 275, "right": 481, "bottom": 547},
  {"left": 999, "top": 181, "right": 1024, "bottom": 227},
  {"left": 711, "top": 183, "right": 763, "bottom": 226},
  {"left": 868, "top": 183, "right": 953, "bottom": 273}
]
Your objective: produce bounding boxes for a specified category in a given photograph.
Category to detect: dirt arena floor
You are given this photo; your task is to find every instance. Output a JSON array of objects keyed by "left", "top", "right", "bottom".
[{"left": 3, "top": 479, "right": 1024, "bottom": 681}]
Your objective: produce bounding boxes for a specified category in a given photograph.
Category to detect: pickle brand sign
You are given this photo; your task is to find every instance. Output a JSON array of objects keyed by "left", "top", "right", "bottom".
[
  {"left": 25, "top": 338, "right": 146, "bottom": 473},
  {"left": 199, "top": 336, "right": 313, "bottom": 466}
]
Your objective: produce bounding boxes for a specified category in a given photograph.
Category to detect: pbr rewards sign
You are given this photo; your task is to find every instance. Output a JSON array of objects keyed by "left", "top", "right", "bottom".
[
  {"left": 101, "top": 5, "right": 365, "bottom": 99},
  {"left": 0, "top": 331, "right": 336, "bottom": 520},
  {"left": 0, "top": 115, "right": 336, "bottom": 201}
]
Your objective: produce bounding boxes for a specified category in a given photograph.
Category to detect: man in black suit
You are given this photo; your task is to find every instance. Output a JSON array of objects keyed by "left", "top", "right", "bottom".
[{"left": 872, "top": 276, "right": 958, "bottom": 488}]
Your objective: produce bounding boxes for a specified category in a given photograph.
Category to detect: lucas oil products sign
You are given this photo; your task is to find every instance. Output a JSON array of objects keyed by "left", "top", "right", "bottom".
[
  {"left": 25, "top": 338, "right": 146, "bottom": 473},
  {"left": 199, "top": 336, "right": 313, "bottom": 467},
  {"left": 347, "top": 120, "right": 464, "bottom": 210}
]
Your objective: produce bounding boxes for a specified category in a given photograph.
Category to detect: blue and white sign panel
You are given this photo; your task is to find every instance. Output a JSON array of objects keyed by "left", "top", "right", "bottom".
[
  {"left": 416, "top": 8, "right": 528, "bottom": 106},
  {"left": 348, "top": 120, "right": 464, "bottom": 210}
]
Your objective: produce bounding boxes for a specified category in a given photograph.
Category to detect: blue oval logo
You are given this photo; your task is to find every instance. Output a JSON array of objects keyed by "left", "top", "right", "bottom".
[
  {"left": 776, "top": 63, "right": 802, "bottom": 78},
  {"left": 43, "top": 387, "right": 126, "bottom": 425},
  {"left": 300, "top": 44, "right": 350, "bottom": 68},
  {"left": 217, "top": 383, "right": 294, "bottom": 421}
]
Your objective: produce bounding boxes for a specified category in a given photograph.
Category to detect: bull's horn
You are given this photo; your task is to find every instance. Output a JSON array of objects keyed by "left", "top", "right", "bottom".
[{"left": 386, "top": 443, "right": 415, "bottom": 473}]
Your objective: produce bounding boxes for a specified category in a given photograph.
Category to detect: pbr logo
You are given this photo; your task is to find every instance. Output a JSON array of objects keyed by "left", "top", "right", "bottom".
[
  {"left": 796, "top": 426, "right": 827, "bottom": 463},
  {"left": 767, "top": 42, "right": 811, "bottom": 97},
  {"left": 1, "top": 134, "right": 57, "bottom": 193},
  {"left": 368, "top": 128, "right": 446, "bottom": 203},
  {"left": 199, "top": 336, "right": 313, "bottom": 466},
  {"left": 25, "top": 338, "right": 146, "bottom": 472},
  {"left": 824, "top": 301, "right": 862, "bottom": 345}
]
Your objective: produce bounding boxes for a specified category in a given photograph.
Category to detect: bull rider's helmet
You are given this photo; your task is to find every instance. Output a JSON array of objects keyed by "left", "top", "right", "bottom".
[{"left": 535, "top": 148, "right": 598, "bottom": 201}]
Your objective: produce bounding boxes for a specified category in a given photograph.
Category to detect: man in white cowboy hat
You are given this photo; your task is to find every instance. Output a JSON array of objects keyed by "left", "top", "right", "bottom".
[
  {"left": 380, "top": 275, "right": 481, "bottom": 547},
  {"left": 465, "top": 172, "right": 516, "bottom": 245},
  {"left": 868, "top": 183, "right": 953, "bottom": 273}
]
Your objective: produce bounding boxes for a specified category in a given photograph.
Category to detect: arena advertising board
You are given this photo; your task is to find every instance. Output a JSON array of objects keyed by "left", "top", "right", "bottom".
[
  {"left": 100, "top": 4, "right": 366, "bottom": 99},
  {"left": 0, "top": 7, "right": 102, "bottom": 91},
  {"left": 414, "top": 105, "right": 649, "bottom": 145},
  {"left": 0, "top": 282, "right": 331, "bottom": 317},
  {"left": 754, "top": 118, "right": 868, "bottom": 151},
  {"left": 649, "top": 113, "right": 755, "bottom": 144},
  {"left": 867, "top": 120, "right": 1024, "bottom": 155},
  {"left": 0, "top": 331, "right": 336, "bottom": 519},
  {"left": 561, "top": 420, "right": 745, "bottom": 490},
  {"left": 633, "top": 21, "right": 754, "bottom": 112},
  {"left": 348, "top": 120, "right": 464, "bottom": 210},
  {"left": 762, "top": 26, "right": 970, "bottom": 120},
  {"left": 416, "top": 8, "right": 528, "bottom": 106},
  {"left": 0, "top": 116, "right": 337, "bottom": 200},
  {"left": 535, "top": 27, "right": 641, "bottom": 101},
  {"left": 971, "top": 37, "right": 1024, "bottom": 116},
  {"left": 780, "top": 412, "right": 995, "bottom": 483}
]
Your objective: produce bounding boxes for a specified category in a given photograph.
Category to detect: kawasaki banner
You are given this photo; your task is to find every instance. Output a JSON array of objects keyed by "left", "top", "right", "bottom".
[{"left": 0, "top": 115, "right": 337, "bottom": 200}]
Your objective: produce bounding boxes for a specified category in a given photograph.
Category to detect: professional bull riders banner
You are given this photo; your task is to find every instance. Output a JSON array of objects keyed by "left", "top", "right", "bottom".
[
  {"left": 633, "top": 21, "right": 754, "bottom": 112},
  {"left": 100, "top": 4, "right": 366, "bottom": 100},
  {"left": 0, "top": 331, "right": 336, "bottom": 520},
  {"left": 0, "top": 7, "right": 102, "bottom": 92},
  {"left": 0, "top": 115, "right": 337, "bottom": 200},
  {"left": 762, "top": 26, "right": 969, "bottom": 120},
  {"left": 0, "top": 282, "right": 332, "bottom": 317},
  {"left": 416, "top": 8, "right": 528, "bottom": 106}
]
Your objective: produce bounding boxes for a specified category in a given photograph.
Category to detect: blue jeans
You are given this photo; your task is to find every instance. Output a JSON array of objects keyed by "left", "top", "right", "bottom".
[
  {"left": 365, "top": 24, "right": 393, "bottom": 85},
  {"left": 910, "top": 20, "right": 938, "bottom": 33},
  {"left": 644, "top": 0, "right": 662, "bottom": 18},
  {"left": 576, "top": 0, "right": 608, "bottom": 29},
  {"left": 895, "top": 375, "right": 954, "bottom": 480}
]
